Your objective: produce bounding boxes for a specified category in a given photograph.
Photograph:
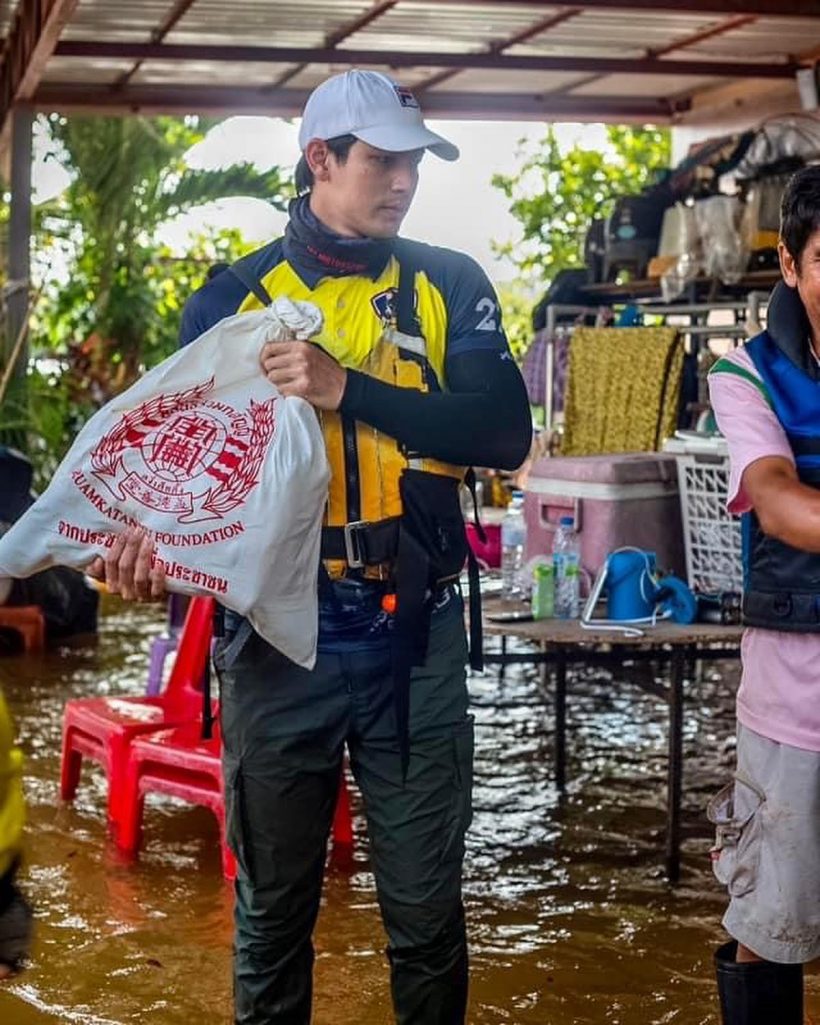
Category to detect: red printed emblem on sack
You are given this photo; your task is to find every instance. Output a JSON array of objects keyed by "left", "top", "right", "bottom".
[{"left": 88, "top": 377, "right": 276, "bottom": 523}]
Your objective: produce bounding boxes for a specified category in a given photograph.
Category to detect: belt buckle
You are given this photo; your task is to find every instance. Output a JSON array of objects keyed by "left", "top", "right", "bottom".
[{"left": 343, "top": 520, "right": 369, "bottom": 569}]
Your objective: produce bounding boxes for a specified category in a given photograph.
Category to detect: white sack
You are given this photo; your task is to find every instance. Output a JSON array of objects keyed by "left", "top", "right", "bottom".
[{"left": 0, "top": 298, "right": 330, "bottom": 668}]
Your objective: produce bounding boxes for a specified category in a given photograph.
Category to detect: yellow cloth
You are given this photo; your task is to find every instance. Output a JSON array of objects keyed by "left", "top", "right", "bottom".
[
  {"left": 562, "top": 326, "right": 683, "bottom": 456},
  {"left": 0, "top": 690, "right": 24, "bottom": 881}
]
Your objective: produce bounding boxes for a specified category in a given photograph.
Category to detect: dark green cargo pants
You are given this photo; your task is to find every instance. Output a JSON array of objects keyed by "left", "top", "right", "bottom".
[{"left": 216, "top": 597, "right": 473, "bottom": 1025}]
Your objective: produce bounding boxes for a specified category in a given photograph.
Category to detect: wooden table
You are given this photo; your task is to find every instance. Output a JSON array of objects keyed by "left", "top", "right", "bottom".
[{"left": 480, "top": 601, "right": 743, "bottom": 882}]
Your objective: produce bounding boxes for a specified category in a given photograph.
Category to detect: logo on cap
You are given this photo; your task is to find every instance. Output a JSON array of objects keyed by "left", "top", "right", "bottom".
[{"left": 394, "top": 86, "right": 419, "bottom": 109}]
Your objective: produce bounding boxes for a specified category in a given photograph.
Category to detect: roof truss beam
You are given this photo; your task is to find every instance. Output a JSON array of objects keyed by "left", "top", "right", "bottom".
[
  {"left": 53, "top": 41, "right": 799, "bottom": 80},
  {"left": 267, "top": 0, "right": 399, "bottom": 91},
  {"left": 549, "top": 13, "right": 757, "bottom": 100},
  {"left": 416, "top": 7, "right": 581, "bottom": 92},
  {"left": 0, "top": 0, "right": 78, "bottom": 129},
  {"left": 116, "top": 0, "right": 198, "bottom": 89},
  {"left": 33, "top": 82, "right": 688, "bottom": 122},
  {"left": 422, "top": 0, "right": 820, "bottom": 16}
]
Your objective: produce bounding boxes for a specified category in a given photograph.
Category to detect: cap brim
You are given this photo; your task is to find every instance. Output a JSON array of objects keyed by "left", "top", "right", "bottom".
[{"left": 353, "top": 123, "right": 459, "bottom": 161}]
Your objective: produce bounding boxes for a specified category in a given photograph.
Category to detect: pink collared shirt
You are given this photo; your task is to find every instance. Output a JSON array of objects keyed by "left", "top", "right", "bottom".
[{"left": 708, "top": 346, "right": 820, "bottom": 752}]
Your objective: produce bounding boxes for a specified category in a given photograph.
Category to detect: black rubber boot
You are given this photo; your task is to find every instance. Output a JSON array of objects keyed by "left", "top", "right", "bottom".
[{"left": 715, "top": 940, "right": 803, "bottom": 1025}]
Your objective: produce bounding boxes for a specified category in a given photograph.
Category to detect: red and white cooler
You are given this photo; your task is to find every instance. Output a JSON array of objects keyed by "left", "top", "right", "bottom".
[{"left": 523, "top": 453, "right": 685, "bottom": 579}]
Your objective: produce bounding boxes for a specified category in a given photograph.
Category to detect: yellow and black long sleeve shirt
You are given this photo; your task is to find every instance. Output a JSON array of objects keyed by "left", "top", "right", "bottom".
[{"left": 179, "top": 231, "right": 531, "bottom": 648}]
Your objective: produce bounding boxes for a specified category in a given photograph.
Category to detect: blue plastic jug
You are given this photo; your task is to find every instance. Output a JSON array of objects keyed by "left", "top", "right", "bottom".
[{"left": 606, "top": 550, "right": 657, "bottom": 621}]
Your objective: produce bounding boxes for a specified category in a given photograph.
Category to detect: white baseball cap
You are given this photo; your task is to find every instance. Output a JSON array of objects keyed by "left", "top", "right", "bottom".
[{"left": 298, "top": 70, "right": 459, "bottom": 162}]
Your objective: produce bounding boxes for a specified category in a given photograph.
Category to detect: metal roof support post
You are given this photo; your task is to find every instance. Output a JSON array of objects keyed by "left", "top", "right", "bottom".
[{"left": 4, "top": 104, "right": 32, "bottom": 410}]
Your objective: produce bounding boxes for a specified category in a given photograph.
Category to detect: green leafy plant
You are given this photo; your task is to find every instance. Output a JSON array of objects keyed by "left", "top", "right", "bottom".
[
  {"left": 492, "top": 124, "right": 671, "bottom": 284},
  {"left": 4, "top": 113, "right": 291, "bottom": 485}
]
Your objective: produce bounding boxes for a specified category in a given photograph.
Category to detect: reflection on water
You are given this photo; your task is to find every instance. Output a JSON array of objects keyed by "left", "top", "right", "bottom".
[{"left": 0, "top": 598, "right": 817, "bottom": 1023}]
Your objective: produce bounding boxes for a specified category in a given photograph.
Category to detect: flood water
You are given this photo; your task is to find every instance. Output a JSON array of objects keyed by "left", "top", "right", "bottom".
[{"left": 0, "top": 597, "right": 817, "bottom": 1024}]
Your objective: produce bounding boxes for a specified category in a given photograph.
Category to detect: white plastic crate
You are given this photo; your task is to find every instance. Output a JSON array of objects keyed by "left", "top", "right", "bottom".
[{"left": 663, "top": 434, "right": 743, "bottom": 594}]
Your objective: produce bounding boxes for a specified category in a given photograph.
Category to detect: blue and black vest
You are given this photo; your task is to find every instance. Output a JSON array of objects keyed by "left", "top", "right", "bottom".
[{"left": 742, "top": 281, "right": 820, "bottom": 630}]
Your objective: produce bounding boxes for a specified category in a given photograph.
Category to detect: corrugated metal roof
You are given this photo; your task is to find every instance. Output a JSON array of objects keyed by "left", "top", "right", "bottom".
[{"left": 6, "top": 0, "right": 820, "bottom": 129}]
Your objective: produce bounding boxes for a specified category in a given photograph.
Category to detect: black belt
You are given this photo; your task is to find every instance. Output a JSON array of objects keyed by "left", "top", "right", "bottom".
[{"left": 320, "top": 517, "right": 401, "bottom": 568}]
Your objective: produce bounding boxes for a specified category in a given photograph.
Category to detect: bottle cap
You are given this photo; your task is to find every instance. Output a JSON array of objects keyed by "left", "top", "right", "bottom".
[
  {"left": 511, "top": 489, "right": 524, "bottom": 500},
  {"left": 559, "top": 515, "right": 574, "bottom": 527}
]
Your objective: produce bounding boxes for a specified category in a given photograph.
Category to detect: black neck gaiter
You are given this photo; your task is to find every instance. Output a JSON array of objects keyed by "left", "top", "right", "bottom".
[{"left": 283, "top": 195, "right": 393, "bottom": 281}]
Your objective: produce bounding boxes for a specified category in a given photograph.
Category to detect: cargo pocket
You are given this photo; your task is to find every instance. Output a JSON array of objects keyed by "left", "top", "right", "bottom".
[
  {"left": 438, "top": 718, "right": 475, "bottom": 867},
  {"left": 707, "top": 772, "right": 766, "bottom": 897},
  {"left": 223, "top": 755, "right": 254, "bottom": 883}
]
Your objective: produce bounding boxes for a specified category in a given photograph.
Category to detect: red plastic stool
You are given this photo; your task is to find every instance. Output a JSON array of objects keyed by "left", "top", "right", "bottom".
[
  {"left": 0, "top": 605, "right": 45, "bottom": 653},
  {"left": 117, "top": 720, "right": 238, "bottom": 880},
  {"left": 115, "top": 724, "right": 355, "bottom": 880},
  {"left": 60, "top": 595, "right": 214, "bottom": 833}
]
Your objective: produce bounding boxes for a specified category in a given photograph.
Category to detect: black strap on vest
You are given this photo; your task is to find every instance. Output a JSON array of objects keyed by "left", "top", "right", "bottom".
[
  {"left": 201, "top": 657, "right": 214, "bottom": 740},
  {"left": 463, "top": 467, "right": 485, "bottom": 676},
  {"left": 392, "top": 239, "right": 421, "bottom": 337},
  {"left": 320, "top": 516, "right": 401, "bottom": 565},
  {"left": 229, "top": 253, "right": 273, "bottom": 306}
]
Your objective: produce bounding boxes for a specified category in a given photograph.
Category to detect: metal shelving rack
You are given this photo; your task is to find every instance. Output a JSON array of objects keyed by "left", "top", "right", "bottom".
[{"left": 539, "top": 289, "right": 771, "bottom": 432}]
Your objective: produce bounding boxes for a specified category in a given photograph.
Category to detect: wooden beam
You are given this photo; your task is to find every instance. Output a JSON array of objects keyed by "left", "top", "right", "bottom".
[
  {"left": 416, "top": 8, "right": 581, "bottom": 92},
  {"left": 548, "top": 14, "right": 757, "bottom": 102},
  {"left": 116, "top": 0, "right": 199, "bottom": 90},
  {"left": 420, "top": 0, "right": 820, "bottom": 15},
  {"left": 4, "top": 105, "right": 32, "bottom": 405},
  {"left": 52, "top": 41, "right": 798, "bottom": 80},
  {"left": 649, "top": 14, "right": 757, "bottom": 58},
  {"left": 33, "top": 82, "right": 688, "bottom": 123},
  {"left": 0, "top": 0, "right": 79, "bottom": 141},
  {"left": 267, "top": 0, "right": 399, "bottom": 92}
]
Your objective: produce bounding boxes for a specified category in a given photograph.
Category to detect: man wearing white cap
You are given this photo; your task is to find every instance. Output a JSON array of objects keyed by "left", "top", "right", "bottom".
[{"left": 106, "top": 69, "right": 531, "bottom": 1024}]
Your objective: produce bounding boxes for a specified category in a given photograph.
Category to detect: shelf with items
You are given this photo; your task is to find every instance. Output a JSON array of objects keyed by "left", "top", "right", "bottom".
[{"left": 529, "top": 287, "right": 771, "bottom": 439}]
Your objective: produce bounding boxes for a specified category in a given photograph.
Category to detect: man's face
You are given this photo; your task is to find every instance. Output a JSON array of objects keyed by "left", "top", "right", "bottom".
[
  {"left": 308, "top": 140, "right": 424, "bottom": 239},
  {"left": 781, "top": 228, "right": 820, "bottom": 341}
]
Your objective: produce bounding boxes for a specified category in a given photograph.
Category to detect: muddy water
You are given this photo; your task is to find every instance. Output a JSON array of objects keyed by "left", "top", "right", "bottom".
[{"left": 0, "top": 598, "right": 817, "bottom": 1024}]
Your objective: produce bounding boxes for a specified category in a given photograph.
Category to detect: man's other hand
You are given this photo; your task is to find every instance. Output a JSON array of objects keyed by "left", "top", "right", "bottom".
[
  {"left": 260, "top": 340, "right": 347, "bottom": 410},
  {"left": 85, "top": 527, "right": 167, "bottom": 602}
]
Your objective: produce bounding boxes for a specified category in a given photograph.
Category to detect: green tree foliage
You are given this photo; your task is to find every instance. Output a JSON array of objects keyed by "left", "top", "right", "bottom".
[
  {"left": 495, "top": 280, "right": 538, "bottom": 362},
  {"left": 13, "top": 114, "right": 291, "bottom": 485},
  {"left": 492, "top": 124, "right": 671, "bottom": 284},
  {"left": 37, "top": 113, "right": 290, "bottom": 388}
]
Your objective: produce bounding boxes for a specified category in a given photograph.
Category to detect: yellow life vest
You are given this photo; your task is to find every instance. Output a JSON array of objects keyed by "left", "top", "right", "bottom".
[
  {"left": 0, "top": 690, "right": 24, "bottom": 881},
  {"left": 236, "top": 249, "right": 466, "bottom": 576}
]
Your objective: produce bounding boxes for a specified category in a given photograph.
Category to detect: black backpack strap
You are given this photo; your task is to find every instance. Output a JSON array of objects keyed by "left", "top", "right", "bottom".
[
  {"left": 229, "top": 254, "right": 273, "bottom": 307},
  {"left": 201, "top": 656, "right": 214, "bottom": 740},
  {"left": 393, "top": 240, "right": 421, "bottom": 337},
  {"left": 466, "top": 544, "right": 484, "bottom": 673}
]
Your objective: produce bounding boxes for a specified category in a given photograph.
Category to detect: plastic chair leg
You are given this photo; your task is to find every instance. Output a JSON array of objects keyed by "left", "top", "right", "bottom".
[
  {"left": 111, "top": 786, "right": 143, "bottom": 855},
  {"left": 59, "top": 737, "right": 83, "bottom": 801},
  {"left": 106, "top": 731, "right": 143, "bottom": 837},
  {"left": 145, "top": 634, "right": 178, "bottom": 696},
  {"left": 332, "top": 771, "right": 353, "bottom": 847}
]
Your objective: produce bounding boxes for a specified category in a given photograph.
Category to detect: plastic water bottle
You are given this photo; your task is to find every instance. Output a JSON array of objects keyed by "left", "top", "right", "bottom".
[
  {"left": 553, "top": 516, "right": 581, "bottom": 619},
  {"left": 500, "top": 490, "right": 527, "bottom": 602}
]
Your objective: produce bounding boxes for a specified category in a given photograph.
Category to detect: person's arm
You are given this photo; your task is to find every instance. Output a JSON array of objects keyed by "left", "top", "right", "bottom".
[
  {"left": 741, "top": 456, "right": 820, "bottom": 552},
  {"left": 340, "top": 348, "right": 531, "bottom": 470},
  {"left": 708, "top": 350, "right": 820, "bottom": 548},
  {"left": 264, "top": 251, "right": 532, "bottom": 470}
]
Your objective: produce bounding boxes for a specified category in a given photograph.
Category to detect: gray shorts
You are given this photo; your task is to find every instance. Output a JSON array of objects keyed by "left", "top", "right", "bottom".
[{"left": 707, "top": 724, "right": 820, "bottom": 964}]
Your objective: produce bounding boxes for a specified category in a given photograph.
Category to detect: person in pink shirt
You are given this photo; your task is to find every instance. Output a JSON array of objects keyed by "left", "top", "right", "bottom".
[{"left": 707, "top": 166, "right": 820, "bottom": 1025}]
